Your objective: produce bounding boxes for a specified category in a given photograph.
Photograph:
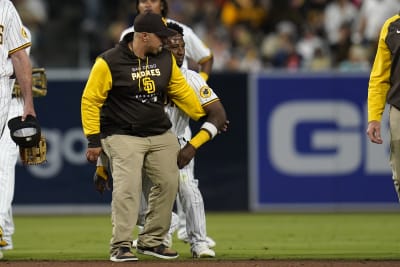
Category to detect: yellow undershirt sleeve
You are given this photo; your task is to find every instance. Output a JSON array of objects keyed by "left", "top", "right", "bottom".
[
  {"left": 367, "top": 16, "right": 396, "bottom": 122},
  {"left": 81, "top": 57, "right": 112, "bottom": 136}
]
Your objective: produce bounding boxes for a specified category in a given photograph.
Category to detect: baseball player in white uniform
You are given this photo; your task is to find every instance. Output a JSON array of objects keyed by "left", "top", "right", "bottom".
[
  {"left": 0, "top": 0, "right": 35, "bottom": 258},
  {"left": 0, "top": 25, "right": 31, "bottom": 258},
  {"left": 164, "top": 22, "right": 224, "bottom": 257},
  {"left": 119, "top": 0, "right": 216, "bottom": 248}
]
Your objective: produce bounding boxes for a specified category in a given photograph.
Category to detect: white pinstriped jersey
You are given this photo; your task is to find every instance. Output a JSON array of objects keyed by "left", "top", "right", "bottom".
[
  {"left": 0, "top": 25, "right": 31, "bottom": 245},
  {"left": 120, "top": 18, "right": 212, "bottom": 69},
  {"left": 166, "top": 68, "right": 218, "bottom": 138},
  {"left": 0, "top": 0, "right": 31, "bottom": 77}
]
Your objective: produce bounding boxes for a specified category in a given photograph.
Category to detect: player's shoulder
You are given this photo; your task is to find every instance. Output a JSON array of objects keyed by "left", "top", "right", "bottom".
[
  {"left": 1, "top": 0, "right": 13, "bottom": 11},
  {"left": 181, "top": 67, "right": 202, "bottom": 80},
  {"left": 1, "top": 0, "right": 11, "bottom": 7}
]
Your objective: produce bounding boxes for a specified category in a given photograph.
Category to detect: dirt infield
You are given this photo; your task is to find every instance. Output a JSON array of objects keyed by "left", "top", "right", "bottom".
[{"left": 1, "top": 260, "right": 400, "bottom": 267}]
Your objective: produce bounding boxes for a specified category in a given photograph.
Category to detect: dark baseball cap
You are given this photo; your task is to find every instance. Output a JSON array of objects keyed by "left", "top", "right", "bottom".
[
  {"left": 134, "top": 12, "right": 176, "bottom": 37},
  {"left": 8, "top": 115, "right": 41, "bottom": 148}
]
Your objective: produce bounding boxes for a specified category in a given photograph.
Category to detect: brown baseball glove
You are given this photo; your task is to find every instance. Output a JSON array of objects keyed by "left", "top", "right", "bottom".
[
  {"left": 19, "top": 135, "right": 47, "bottom": 165},
  {"left": 13, "top": 67, "right": 47, "bottom": 97}
]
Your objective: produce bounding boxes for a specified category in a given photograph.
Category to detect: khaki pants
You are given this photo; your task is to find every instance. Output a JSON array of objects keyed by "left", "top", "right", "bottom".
[
  {"left": 389, "top": 106, "right": 400, "bottom": 201},
  {"left": 101, "top": 130, "right": 180, "bottom": 252}
]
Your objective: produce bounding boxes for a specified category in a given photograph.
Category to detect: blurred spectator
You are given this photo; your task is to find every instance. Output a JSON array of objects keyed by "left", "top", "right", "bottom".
[
  {"left": 239, "top": 46, "right": 263, "bottom": 72},
  {"left": 13, "top": 0, "right": 47, "bottom": 64},
  {"left": 331, "top": 21, "right": 353, "bottom": 67},
  {"left": 309, "top": 46, "right": 332, "bottom": 71},
  {"left": 17, "top": 0, "right": 386, "bottom": 72},
  {"left": 338, "top": 44, "right": 370, "bottom": 72},
  {"left": 323, "top": 0, "right": 357, "bottom": 49},
  {"left": 261, "top": 20, "right": 302, "bottom": 69},
  {"left": 205, "top": 26, "right": 232, "bottom": 71},
  {"left": 352, "top": 0, "right": 399, "bottom": 63},
  {"left": 220, "top": 0, "right": 268, "bottom": 30},
  {"left": 296, "top": 25, "right": 329, "bottom": 70}
]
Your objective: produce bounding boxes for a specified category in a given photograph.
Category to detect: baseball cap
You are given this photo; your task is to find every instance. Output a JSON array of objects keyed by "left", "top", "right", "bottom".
[
  {"left": 134, "top": 12, "right": 176, "bottom": 37},
  {"left": 8, "top": 115, "right": 41, "bottom": 148}
]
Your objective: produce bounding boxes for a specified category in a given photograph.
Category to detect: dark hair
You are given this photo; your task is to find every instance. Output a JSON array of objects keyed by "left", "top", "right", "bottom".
[
  {"left": 167, "top": 22, "right": 184, "bottom": 36},
  {"left": 136, "top": 0, "right": 169, "bottom": 17}
]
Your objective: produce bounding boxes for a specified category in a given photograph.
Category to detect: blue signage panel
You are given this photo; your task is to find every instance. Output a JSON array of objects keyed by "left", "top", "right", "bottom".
[
  {"left": 249, "top": 73, "right": 397, "bottom": 210},
  {"left": 14, "top": 80, "right": 111, "bottom": 204}
]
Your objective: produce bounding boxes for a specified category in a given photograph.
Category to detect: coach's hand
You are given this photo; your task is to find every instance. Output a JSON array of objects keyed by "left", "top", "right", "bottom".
[
  {"left": 366, "top": 120, "right": 383, "bottom": 144},
  {"left": 177, "top": 143, "right": 196, "bottom": 169},
  {"left": 86, "top": 147, "right": 102, "bottom": 163},
  {"left": 94, "top": 165, "right": 111, "bottom": 195}
]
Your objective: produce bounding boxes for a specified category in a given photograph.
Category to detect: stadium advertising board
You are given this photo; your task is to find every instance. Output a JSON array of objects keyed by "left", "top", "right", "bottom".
[
  {"left": 14, "top": 79, "right": 111, "bottom": 206},
  {"left": 249, "top": 73, "right": 398, "bottom": 211}
]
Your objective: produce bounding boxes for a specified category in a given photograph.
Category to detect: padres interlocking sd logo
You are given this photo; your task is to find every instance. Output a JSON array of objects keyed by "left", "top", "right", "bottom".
[{"left": 142, "top": 77, "right": 155, "bottom": 94}]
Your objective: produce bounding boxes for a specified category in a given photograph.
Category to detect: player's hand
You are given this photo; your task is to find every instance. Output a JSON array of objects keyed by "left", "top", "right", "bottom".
[
  {"left": 220, "top": 120, "right": 230, "bottom": 133},
  {"left": 21, "top": 106, "right": 36, "bottom": 121},
  {"left": 177, "top": 143, "right": 196, "bottom": 169},
  {"left": 366, "top": 120, "right": 383, "bottom": 144},
  {"left": 86, "top": 147, "right": 102, "bottom": 163}
]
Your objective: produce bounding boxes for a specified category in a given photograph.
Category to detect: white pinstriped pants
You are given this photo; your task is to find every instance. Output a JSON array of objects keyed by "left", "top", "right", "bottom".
[
  {"left": 0, "top": 90, "right": 23, "bottom": 245},
  {"left": 175, "top": 134, "right": 208, "bottom": 247},
  {"left": 139, "top": 129, "right": 210, "bottom": 247},
  {"left": 0, "top": 77, "right": 12, "bottom": 139}
]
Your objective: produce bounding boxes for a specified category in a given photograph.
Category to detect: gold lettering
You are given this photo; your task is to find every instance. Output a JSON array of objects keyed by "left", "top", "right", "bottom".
[
  {"left": 131, "top": 68, "right": 162, "bottom": 81},
  {"left": 142, "top": 77, "right": 155, "bottom": 93}
]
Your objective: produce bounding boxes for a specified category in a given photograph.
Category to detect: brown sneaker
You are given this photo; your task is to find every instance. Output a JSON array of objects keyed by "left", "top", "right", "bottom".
[
  {"left": 137, "top": 244, "right": 179, "bottom": 259},
  {"left": 110, "top": 247, "right": 138, "bottom": 262}
]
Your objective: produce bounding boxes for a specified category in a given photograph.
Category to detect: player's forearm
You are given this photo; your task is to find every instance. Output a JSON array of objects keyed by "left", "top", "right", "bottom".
[
  {"left": 204, "top": 101, "right": 227, "bottom": 132},
  {"left": 11, "top": 50, "right": 34, "bottom": 111},
  {"left": 189, "top": 102, "right": 227, "bottom": 149}
]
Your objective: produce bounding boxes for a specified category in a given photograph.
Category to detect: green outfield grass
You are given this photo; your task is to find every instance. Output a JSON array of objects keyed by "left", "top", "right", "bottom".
[{"left": 2, "top": 212, "right": 400, "bottom": 260}]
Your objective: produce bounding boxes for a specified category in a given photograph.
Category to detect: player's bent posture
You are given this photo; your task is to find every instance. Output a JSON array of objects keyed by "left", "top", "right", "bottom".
[
  {"left": 366, "top": 13, "right": 400, "bottom": 200},
  {"left": 82, "top": 13, "right": 225, "bottom": 263},
  {"left": 0, "top": 0, "right": 36, "bottom": 258},
  {"left": 168, "top": 22, "right": 226, "bottom": 257}
]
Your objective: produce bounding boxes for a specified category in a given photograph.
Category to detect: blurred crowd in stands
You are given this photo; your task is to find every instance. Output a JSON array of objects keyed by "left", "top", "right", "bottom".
[{"left": 13, "top": 0, "right": 400, "bottom": 72}]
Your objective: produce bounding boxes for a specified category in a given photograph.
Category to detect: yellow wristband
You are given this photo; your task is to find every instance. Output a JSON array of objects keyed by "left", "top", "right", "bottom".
[
  {"left": 199, "top": 71, "right": 209, "bottom": 81},
  {"left": 189, "top": 129, "right": 211, "bottom": 149}
]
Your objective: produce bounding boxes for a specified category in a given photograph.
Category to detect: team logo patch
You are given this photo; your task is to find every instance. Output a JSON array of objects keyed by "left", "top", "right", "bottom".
[
  {"left": 21, "top": 27, "right": 28, "bottom": 39},
  {"left": 199, "top": 86, "right": 212, "bottom": 98}
]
